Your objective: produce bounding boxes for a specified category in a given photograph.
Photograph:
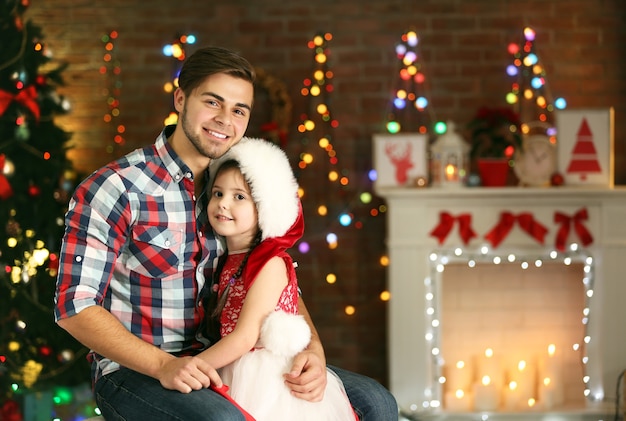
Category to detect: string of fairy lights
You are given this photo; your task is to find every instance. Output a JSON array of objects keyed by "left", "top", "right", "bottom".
[
  {"left": 100, "top": 30, "right": 125, "bottom": 152},
  {"left": 162, "top": 33, "right": 196, "bottom": 126},
  {"left": 384, "top": 30, "right": 443, "bottom": 136},
  {"left": 505, "top": 26, "right": 567, "bottom": 139},
  {"left": 294, "top": 32, "right": 390, "bottom": 316}
]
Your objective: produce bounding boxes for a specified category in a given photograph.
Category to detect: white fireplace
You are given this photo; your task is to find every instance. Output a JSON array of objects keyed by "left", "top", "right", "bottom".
[{"left": 376, "top": 186, "right": 626, "bottom": 419}]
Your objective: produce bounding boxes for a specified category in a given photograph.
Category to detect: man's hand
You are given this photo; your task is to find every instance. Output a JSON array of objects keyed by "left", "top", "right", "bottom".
[
  {"left": 158, "top": 356, "right": 223, "bottom": 394},
  {"left": 284, "top": 348, "right": 327, "bottom": 402}
]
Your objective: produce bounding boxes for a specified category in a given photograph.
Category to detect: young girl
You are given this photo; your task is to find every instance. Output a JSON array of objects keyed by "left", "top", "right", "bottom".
[{"left": 202, "top": 137, "right": 358, "bottom": 421}]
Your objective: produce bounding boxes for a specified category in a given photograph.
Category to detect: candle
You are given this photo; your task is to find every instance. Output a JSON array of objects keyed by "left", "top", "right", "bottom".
[
  {"left": 444, "top": 388, "right": 472, "bottom": 412},
  {"left": 539, "top": 376, "right": 557, "bottom": 409},
  {"left": 503, "top": 380, "right": 521, "bottom": 411},
  {"left": 445, "top": 163, "right": 458, "bottom": 181},
  {"left": 510, "top": 359, "right": 536, "bottom": 401},
  {"left": 446, "top": 360, "right": 472, "bottom": 391},
  {"left": 539, "top": 344, "right": 564, "bottom": 408},
  {"left": 477, "top": 348, "right": 503, "bottom": 389},
  {"left": 473, "top": 375, "right": 499, "bottom": 412}
]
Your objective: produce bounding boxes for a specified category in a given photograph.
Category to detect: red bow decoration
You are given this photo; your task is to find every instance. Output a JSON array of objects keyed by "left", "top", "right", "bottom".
[
  {"left": 0, "top": 154, "right": 14, "bottom": 200},
  {"left": 0, "top": 85, "right": 40, "bottom": 120},
  {"left": 554, "top": 208, "right": 594, "bottom": 251},
  {"left": 484, "top": 211, "right": 548, "bottom": 248},
  {"left": 429, "top": 212, "right": 477, "bottom": 245}
]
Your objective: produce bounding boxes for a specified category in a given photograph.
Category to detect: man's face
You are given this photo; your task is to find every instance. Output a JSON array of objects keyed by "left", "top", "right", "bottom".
[{"left": 175, "top": 72, "right": 254, "bottom": 160}]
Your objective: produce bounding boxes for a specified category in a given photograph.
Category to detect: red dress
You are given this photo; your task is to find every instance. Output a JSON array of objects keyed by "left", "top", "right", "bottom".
[{"left": 217, "top": 251, "right": 357, "bottom": 421}]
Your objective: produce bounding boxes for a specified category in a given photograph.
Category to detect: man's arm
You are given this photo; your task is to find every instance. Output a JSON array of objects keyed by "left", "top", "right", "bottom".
[
  {"left": 283, "top": 297, "right": 328, "bottom": 402},
  {"left": 57, "top": 306, "right": 222, "bottom": 393}
]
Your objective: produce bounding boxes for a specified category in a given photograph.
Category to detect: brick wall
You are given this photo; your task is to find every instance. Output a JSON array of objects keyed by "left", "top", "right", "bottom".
[{"left": 26, "top": 0, "right": 626, "bottom": 387}]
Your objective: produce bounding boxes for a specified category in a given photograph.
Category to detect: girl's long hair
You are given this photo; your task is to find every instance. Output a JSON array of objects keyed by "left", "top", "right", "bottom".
[{"left": 211, "top": 229, "right": 263, "bottom": 319}]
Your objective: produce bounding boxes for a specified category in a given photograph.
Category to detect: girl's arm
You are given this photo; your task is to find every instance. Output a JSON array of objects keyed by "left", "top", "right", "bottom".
[{"left": 198, "top": 255, "right": 288, "bottom": 369}]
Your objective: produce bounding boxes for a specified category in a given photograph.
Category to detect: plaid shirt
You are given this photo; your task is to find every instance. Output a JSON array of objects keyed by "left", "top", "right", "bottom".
[{"left": 54, "top": 125, "right": 223, "bottom": 383}]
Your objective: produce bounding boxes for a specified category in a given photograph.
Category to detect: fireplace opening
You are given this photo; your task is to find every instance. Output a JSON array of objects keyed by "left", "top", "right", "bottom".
[{"left": 425, "top": 248, "right": 594, "bottom": 413}]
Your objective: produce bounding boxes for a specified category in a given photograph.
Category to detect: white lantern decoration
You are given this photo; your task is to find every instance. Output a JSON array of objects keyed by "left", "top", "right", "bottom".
[{"left": 430, "top": 121, "right": 469, "bottom": 187}]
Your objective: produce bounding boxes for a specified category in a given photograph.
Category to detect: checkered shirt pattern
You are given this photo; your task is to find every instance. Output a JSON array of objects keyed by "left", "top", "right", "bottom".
[{"left": 54, "top": 125, "right": 223, "bottom": 383}]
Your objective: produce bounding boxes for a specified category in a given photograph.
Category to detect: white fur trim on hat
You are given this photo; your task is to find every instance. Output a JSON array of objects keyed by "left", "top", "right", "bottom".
[{"left": 209, "top": 137, "right": 299, "bottom": 240}]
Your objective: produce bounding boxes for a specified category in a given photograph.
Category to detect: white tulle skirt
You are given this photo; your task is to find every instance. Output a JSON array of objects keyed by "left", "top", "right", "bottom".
[{"left": 219, "top": 311, "right": 356, "bottom": 421}]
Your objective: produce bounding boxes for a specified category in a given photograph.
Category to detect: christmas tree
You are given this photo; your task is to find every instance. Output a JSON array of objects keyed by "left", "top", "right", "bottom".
[
  {"left": 0, "top": 0, "right": 89, "bottom": 406},
  {"left": 505, "top": 26, "right": 566, "bottom": 137},
  {"left": 295, "top": 32, "right": 387, "bottom": 316},
  {"left": 384, "top": 30, "right": 437, "bottom": 135}
]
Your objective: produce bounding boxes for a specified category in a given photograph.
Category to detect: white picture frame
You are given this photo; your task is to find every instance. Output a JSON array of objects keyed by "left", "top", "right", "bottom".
[
  {"left": 372, "top": 133, "right": 429, "bottom": 188},
  {"left": 556, "top": 108, "right": 614, "bottom": 187}
]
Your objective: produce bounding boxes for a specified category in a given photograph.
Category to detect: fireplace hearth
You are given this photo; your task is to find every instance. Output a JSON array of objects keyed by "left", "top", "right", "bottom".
[{"left": 376, "top": 186, "right": 626, "bottom": 419}]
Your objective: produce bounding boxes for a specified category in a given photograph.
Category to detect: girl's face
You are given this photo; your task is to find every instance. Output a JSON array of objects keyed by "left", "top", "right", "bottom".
[{"left": 208, "top": 166, "right": 258, "bottom": 250}]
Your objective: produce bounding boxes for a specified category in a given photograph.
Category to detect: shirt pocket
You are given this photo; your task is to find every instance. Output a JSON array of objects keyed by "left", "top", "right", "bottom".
[{"left": 125, "top": 223, "right": 183, "bottom": 278}]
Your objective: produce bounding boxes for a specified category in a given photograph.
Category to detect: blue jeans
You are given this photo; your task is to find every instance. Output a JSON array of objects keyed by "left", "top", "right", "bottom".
[
  {"left": 329, "top": 365, "right": 398, "bottom": 420},
  {"left": 95, "top": 366, "right": 398, "bottom": 420}
]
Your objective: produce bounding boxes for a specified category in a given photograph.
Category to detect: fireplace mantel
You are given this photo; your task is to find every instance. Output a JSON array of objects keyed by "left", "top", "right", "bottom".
[{"left": 376, "top": 185, "right": 626, "bottom": 416}]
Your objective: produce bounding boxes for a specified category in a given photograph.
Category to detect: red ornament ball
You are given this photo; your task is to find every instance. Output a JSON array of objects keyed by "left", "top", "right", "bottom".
[
  {"left": 39, "top": 345, "right": 53, "bottom": 357},
  {"left": 550, "top": 172, "right": 564, "bottom": 186},
  {"left": 28, "top": 184, "right": 41, "bottom": 196}
]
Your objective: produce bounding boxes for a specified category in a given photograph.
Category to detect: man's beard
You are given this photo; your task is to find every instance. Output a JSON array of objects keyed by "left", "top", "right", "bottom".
[{"left": 180, "top": 107, "right": 227, "bottom": 160}]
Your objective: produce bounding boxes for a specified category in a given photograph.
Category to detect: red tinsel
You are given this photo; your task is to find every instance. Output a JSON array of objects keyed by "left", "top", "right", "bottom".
[{"left": 0, "top": 399, "right": 23, "bottom": 421}]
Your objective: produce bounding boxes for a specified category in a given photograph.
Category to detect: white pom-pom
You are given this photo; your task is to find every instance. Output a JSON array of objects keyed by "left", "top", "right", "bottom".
[{"left": 260, "top": 311, "right": 311, "bottom": 357}]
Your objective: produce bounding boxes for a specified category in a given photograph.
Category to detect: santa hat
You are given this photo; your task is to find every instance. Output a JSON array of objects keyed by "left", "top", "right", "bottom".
[
  {"left": 209, "top": 137, "right": 300, "bottom": 240},
  {"left": 209, "top": 137, "right": 304, "bottom": 288}
]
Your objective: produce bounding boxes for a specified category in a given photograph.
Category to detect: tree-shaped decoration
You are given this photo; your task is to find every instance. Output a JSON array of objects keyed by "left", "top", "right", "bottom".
[
  {"left": 162, "top": 33, "right": 196, "bottom": 126},
  {"left": 0, "top": 0, "right": 88, "bottom": 405},
  {"left": 295, "top": 32, "right": 387, "bottom": 315},
  {"left": 384, "top": 30, "right": 437, "bottom": 135},
  {"left": 566, "top": 118, "right": 602, "bottom": 180},
  {"left": 100, "top": 29, "right": 125, "bottom": 154},
  {"left": 505, "top": 26, "right": 567, "bottom": 138}
]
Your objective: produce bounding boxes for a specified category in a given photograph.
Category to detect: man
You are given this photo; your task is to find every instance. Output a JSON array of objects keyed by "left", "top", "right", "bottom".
[{"left": 55, "top": 46, "right": 397, "bottom": 420}]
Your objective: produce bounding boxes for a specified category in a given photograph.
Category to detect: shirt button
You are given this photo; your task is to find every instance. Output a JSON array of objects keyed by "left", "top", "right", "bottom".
[
  {"left": 198, "top": 231, "right": 203, "bottom": 237},
  {"left": 75, "top": 256, "right": 82, "bottom": 262},
  {"left": 174, "top": 174, "right": 181, "bottom": 180},
  {"left": 185, "top": 172, "right": 192, "bottom": 179},
  {"left": 164, "top": 240, "right": 171, "bottom": 247}
]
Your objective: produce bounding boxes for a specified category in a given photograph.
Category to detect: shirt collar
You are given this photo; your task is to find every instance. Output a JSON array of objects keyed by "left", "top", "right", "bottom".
[{"left": 156, "top": 125, "right": 194, "bottom": 183}]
